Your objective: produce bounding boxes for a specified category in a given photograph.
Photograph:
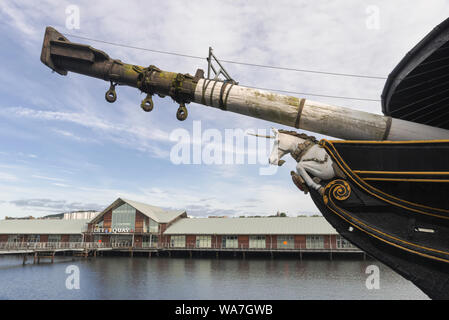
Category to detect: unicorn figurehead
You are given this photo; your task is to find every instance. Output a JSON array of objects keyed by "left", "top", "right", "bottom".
[
  {"left": 247, "top": 127, "right": 307, "bottom": 166},
  {"left": 268, "top": 128, "right": 306, "bottom": 166},
  {"left": 247, "top": 128, "right": 335, "bottom": 195}
]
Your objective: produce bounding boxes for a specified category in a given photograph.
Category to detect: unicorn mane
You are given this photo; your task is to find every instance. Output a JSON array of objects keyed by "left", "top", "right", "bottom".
[{"left": 278, "top": 130, "right": 318, "bottom": 143}]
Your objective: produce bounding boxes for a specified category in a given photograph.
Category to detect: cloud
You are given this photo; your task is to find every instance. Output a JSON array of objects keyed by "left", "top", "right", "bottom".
[
  {"left": 1, "top": 1, "right": 448, "bottom": 222},
  {"left": 32, "top": 175, "right": 65, "bottom": 182},
  {"left": 51, "top": 128, "right": 97, "bottom": 143},
  {"left": 3, "top": 106, "right": 172, "bottom": 158},
  {"left": 51, "top": 183, "right": 70, "bottom": 188},
  {"left": 0, "top": 172, "right": 18, "bottom": 182},
  {"left": 10, "top": 198, "right": 104, "bottom": 212},
  {"left": 0, "top": 1, "right": 36, "bottom": 36}
]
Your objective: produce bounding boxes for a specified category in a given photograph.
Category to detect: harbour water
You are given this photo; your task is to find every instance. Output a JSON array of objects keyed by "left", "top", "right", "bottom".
[{"left": 0, "top": 254, "right": 428, "bottom": 300}]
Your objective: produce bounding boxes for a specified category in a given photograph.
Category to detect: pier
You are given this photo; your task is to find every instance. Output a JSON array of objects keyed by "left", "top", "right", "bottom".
[{"left": 0, "top": 241, "right": 365, "bottom": 263}]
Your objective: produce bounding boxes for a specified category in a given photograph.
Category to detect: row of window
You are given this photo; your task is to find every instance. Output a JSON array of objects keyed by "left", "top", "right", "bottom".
[
  {"left": 170, "top": 235, "right": 355, "bottom": 249},
  {"left": 7, "top": 235, "right": 83, "bottom": 242},
  {"left": 4, "top": 234, "right": 355, "bottom": 249}
]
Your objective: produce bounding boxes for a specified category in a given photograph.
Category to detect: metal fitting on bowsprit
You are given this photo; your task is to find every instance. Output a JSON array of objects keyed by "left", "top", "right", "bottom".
[
  {"left": 140, "top": 94, "right": 154, "bottom": 112},
  {"left": 105, "top": 81, "right": 118, "bottom": 103}
]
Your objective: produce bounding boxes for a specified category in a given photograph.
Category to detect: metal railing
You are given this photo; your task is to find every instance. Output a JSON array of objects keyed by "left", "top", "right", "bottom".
[
  {"left": 0, "top": 242, "right": 134, "bottom": 251},
  {"left": 161, "top": 242, "right": 361, "bottom": 252},
  {"left": 0, "top": 241, "right": 361, "bottom": 252}
]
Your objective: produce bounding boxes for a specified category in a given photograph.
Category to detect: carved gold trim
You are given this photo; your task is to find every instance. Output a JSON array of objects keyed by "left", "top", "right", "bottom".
[
  {"left": 328, "top": 139, "right": 449, "bottom": 144},
  {"left": 321, "top": 140, "right": 449, "bottom": 217},
  {"left": 323, "top": 194, "right": 449, "bottom": 264},
  {"left": 325, "top": 180, "right": 351, "bottom": 201},
  {"left": 322, "top": 182, "right": 449, "bottom": 263},
  {"left": 363, "top": 178, "right": 449, "bottom": 183},
  {"left": 354, "top": 170, "right": 449, "bottom": 175}
]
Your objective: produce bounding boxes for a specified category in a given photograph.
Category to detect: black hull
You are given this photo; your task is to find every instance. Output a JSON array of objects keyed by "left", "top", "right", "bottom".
[{"left": 311, "top": 139, "right": 449, "bottom": 299}]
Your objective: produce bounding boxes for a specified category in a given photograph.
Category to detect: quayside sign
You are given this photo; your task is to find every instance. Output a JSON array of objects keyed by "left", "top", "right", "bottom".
[{"left": 93, "top": 226, "right": 133, "bottom": 234}]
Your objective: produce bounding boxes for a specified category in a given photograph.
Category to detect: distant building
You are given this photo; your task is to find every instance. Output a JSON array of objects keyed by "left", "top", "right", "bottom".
[
  {"left": 5, "top": 216, "right": 35, "bottom": 220},
  {"left": 84, "top": 198, "right": 186, "bottom": 247},
  {"left": 163, "top": 216, "right": 353, "bottom": 250},
  {"left": 0, "top": 219, "right": 88, "bottom": 243},
  {"left": 0, "top": 198, "right": 358, "bottom": 252},
  {"left": 41, "top": 213, "right": 64, "bottom": 219},
  {"left": 64, "top": 211, "right": 100, "bottom": 220}
]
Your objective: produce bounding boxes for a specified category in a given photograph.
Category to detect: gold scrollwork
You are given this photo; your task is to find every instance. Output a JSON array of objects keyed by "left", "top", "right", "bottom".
[{"left": 324, "top": 179, "right": 351, "bottom": 201}]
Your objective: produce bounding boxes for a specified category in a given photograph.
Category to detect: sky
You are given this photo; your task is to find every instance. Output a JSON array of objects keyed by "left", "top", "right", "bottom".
[{"left": 0, "top": 0, "right": 448, "bottom": 218}]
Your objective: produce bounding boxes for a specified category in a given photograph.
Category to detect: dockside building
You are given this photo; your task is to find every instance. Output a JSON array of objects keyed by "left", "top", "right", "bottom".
[{"left": 0, "top": 198, "right": 358, "bottom": 253}]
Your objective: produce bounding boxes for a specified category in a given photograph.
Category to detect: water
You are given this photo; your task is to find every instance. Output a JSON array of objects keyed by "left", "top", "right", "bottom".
[{"left": 0, "top": 255, "right": 428, "bottom": 300}]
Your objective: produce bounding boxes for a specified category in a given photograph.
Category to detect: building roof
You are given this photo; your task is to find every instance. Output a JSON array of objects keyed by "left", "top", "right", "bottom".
[
  {"left": 164, "top": 216, "right": 338, "bottom": 235},
  {"left": 90, "top": 198, "right": 186, "bottom": 224},
  {"left": 0, "top": 219, "right": 89, "bottom": 234},
  {"left": 121, "top": 198, "right": 185, "bottom": 223}
]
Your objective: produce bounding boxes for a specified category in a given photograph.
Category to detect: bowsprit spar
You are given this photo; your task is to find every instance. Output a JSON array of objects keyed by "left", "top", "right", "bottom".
[{"left": 40, "top": 18, "right": 449, "bottom": 299}]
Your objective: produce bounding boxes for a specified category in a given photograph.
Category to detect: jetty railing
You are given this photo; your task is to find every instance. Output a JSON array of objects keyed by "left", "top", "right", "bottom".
[
  {"left": 0, "top": 242, "right": 136, "bottom": 251},
  {"left": 0, "top": 241, "right": 362, "bottom": 252},
  {"left": 159, "top": 242, "right": 361, "bottom": 252}
]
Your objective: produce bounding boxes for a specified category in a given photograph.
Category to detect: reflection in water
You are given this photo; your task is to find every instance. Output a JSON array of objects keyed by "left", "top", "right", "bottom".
[{"left": 0, "top": 255, "right": 428, "bottom": 300}]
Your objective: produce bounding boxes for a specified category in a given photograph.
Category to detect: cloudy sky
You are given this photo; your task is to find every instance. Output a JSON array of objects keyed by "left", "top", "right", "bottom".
[{"left": 0, "top": 1, "right": 448, "bottom": 218}]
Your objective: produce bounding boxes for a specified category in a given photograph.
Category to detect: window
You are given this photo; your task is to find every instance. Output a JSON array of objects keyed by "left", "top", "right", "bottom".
[
  {"left": 28, "top": 235, "right": 40, "bottom": 243},
  {"left": 306, "top": 235, "right": 324, "bottom": 249},
  {"left": 249, "top": 236, "right": 266, "bottom": 249},
  {"left": 8, "top": 235, "right": 19, "bottom": 243},
  {"left": 171, "top": 235, "right": 185, "bottom": 248},
  {"left": 112, "top": 203, "right": 136, "bottom": 231},
  {"left": 196, "top": 235, "right": 211, "bottom": 248},
  {"left": 336, "top": 235, "right": 355, "bottom": 249},
  {"left": 277, "top": 236, "right": 294, "bottom": 249},
  {"left": 222, "top": 236, "right": 238, "bottom": 248},
  {"left": 111, "top": 235, "right": 133, "bottom": 246},
  {"left": 69, "top": 235, "right": 82, "bottom": 242},
  {"left": 143, "top": 235, "right": 158, "bottom": 247},
  {"left": 48, "top": 235, "right": 61, "bottom": 243},
  {"left": 148, "top": 218, "right": 158, "bottom": 233}
]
